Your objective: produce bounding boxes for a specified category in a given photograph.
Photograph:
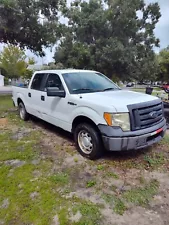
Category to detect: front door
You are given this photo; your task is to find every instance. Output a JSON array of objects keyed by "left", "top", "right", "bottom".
[{"left": 40, "top": 73, "right": 71, "bottom": 131}]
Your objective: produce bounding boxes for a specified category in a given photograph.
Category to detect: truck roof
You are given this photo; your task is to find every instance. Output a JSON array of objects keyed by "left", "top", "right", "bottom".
[{"left": 34, "top": 69, "right": 96, "bottom": 74}]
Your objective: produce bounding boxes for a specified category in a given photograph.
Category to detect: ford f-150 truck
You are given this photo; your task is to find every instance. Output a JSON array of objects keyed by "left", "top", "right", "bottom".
[{"left": 12, "top": 69, "right": 167, "bottom": 159}]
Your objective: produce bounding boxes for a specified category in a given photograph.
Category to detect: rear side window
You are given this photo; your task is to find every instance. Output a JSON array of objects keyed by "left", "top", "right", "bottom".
[{"left": 31, "top": 73, "right": 45, "bottom": 90}]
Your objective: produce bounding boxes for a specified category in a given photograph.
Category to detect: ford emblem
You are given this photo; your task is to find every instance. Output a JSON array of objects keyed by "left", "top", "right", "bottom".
[{"left": 149, "top": 111, "right": 158, "bottom": 119}]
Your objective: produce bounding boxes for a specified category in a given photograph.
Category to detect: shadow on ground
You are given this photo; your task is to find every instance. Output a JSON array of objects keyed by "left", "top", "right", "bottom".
[{"left": 29, "top": 115, "right": 152, "bottom": 162}]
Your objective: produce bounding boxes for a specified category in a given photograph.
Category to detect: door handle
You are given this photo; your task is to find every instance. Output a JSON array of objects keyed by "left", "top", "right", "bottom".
[
  {"left": 41, "top": 96, "right": 45, "bottom": 101},
  {"left": 28, "top": 93, "right": 31, "bottom": 97}
]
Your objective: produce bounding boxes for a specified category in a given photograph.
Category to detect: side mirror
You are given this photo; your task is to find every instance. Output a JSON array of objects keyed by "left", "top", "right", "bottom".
[{"left": 47, "top": 87, "right": 66, "bottom": 98}]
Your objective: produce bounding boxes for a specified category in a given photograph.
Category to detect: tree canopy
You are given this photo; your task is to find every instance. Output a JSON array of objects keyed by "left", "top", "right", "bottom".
[
  {"left": 0, "top": 0, "right": 63, "bottom": 55},
  {"left": 0, "top": 0, "right": 162, "bottom": 81},
  {"left": 157, "top": 47, "right": 169, "bottom": 82},
  {"left": 54, "top": 0, "right": 161, "bottom": 81}
]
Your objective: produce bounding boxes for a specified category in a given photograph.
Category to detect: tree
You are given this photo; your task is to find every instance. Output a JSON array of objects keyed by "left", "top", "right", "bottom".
[
  {"left": 42, "top": 62, "right": 64, "bottom": 70},
  {"left": 28, "top": 57, "right": 36, "bottom": 65},
  {"left": 23, "top": 69, "right": 33, "bottom": 80},
  {"left": 54, "top": 0, "right": 161, "bottom": 81},
  {"left": 157, "top": 47, "right": 169, "bottom": 82},
  {"left": 0, "top": 0, "right": 63, "bottom": 55},
  {"left": 0, "top": 45, "right": 35, "bottom": 78}
]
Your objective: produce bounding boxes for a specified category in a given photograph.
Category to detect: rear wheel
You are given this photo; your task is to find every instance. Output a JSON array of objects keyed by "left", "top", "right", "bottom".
[
  {"left": 74, "top": 123, "right": 103, "bottom": 160},
  {"left": 18, "top": 102, "right": 29, "bottom": 121}
]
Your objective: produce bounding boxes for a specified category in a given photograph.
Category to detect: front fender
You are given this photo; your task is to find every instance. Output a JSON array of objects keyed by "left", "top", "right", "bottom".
[{"left": 70, "top": 106, "right": 107, "bottom": 126}]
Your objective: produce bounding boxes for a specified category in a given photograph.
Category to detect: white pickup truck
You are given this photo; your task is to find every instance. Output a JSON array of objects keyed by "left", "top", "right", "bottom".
[{"left": 12, "top": 69, "right": 167, "bottom": 159}]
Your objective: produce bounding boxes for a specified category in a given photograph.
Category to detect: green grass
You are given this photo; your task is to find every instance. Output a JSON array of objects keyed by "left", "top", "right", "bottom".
[
  {"left": 107, "top": 172, "right": 119, "bottom": 179},
  {"left": 0, "top": 95, "right": 13, "bottom": 112},
  {"left": 131, "top": 88, "right": 145, "bottom": 93},
  {"left": 58, "top": 208, "right": 70, "bottom": 225},
  {"left": 113, "top": 198, "right": 126, "bottom": 215},
  {"left": 0, "top": 129, "right": 59, "bottom": 225},
  {"left": 86, "top": 180, "right": 96, "bottom": 188},
  {"left": 0, "top": 129, "right": 103, "bottom": 225},
  {"left": 130, "top": 87, "right": 166, "bottom": 98},
  {"left": 144, "top": 152, "right": 165, "bottom": 169},
  {"left": 138, "top": 176, "right": 146, "bottom": 184},
  {"left": 123, "top": 179, "right": 159, "bottom": 206},
  {"left": 0, "top": 131, "right": 39, "bottom": 162},
  {"left": 103, "top": 194, "right": 126, "bottom": 215},
  {"left": 0, "top": 95, "right": 168, "bottom": 223},
  {"left": 72, "top": 202, "right": 102, "bottom": 225},
  {"left": 50, "top": 172, "right": 69, "bottom": 185},
  {"left": 102, "top": 179, "right": 159, "bottom": 215},
  {"left": 160, "top": 133, "right": 169, "bottom": 145},
  {"left": 0, "top": 98, "right": 103, "bottom": 225},
  {"left": 97, "top": 165, "right": 104, "bottom": 171},
  {"left": 74, "top": 157, "right": 78, "bottom": 163}
]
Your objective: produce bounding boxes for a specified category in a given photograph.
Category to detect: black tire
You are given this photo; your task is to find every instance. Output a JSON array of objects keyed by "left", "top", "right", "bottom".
[
  {"left": 74, "top": 123, "right": 103, "bottom": 160},
  {"left": 18, "top": 102, "right": 29, "bottom": 121}
]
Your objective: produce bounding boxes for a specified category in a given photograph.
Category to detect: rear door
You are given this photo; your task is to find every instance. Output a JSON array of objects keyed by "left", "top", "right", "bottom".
[{"left": 27, "top": 73, "right": 47, "bottom": 118}]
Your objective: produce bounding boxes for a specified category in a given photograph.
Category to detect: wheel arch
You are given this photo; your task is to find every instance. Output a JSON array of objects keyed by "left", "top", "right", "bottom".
[
  {"left": 72, "top": 115, "right": 100, "bottom": 134},
  {"left": 17, "top": 97, "right": 24, "bottom": 106}
]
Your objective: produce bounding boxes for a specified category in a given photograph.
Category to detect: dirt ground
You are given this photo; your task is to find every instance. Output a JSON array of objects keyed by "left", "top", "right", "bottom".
[
  {"left": 1, "top": 99, "right": 169, "bottom": 225},
  {"left": 32, "top": 121, "right": 169, "bottom": 225}
]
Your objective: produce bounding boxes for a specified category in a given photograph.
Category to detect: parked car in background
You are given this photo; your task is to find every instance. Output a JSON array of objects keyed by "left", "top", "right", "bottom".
[
  {"left": 162, "top": 83, "right": 169, "bottom": 93},
  {"left": 137, "top": 81, "right": 144, "bottom": 85},
  {"left": 126, "top": 82, "right": 134, "bottom": 87},
  {"left": 12, "top": 69, "right": 167, "bottom": 159}
]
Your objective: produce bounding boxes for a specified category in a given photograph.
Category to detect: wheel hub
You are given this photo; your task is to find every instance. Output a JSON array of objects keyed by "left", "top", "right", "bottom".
[{"left": 83, "top": 137, "right": 90, "bottom": 147}]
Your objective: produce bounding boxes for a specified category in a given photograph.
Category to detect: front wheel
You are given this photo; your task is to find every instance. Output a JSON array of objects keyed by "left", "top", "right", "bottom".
[
  {"left": 74, "top": 123, "right": 103, "bottom": 160},
  {"left": 18, "top": 102, "right": 29, "bottom": 121}
]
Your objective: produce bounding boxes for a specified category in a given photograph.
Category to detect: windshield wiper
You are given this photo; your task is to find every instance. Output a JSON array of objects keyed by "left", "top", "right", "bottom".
[
  {"left": 102, "top": 88, "right": 115, "bottom": 92},
  {"left": 73, "top": 88, "right": 95, "bottom": 92}
]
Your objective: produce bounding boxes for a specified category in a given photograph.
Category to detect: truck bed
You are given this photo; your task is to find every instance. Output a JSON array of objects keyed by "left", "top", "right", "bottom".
[{"left": 12, "top": 86, "right": 29, "bottom": 107}]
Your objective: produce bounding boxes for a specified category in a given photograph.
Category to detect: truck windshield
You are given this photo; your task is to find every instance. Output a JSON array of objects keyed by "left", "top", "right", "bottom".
[{"left": 62, "top": 72, "right": 120, "bottom": 94}]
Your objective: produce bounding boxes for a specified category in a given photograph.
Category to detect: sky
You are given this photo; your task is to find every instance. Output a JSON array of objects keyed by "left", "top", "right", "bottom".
[
  {"left": 146, "top": 0, "right": 169, "bottom": 51},
  {"left": 1, "top": 0, "right": 169, "bottom": 64}
]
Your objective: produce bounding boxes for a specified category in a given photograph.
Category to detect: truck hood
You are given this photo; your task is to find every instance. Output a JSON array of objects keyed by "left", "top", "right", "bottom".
[{"left": 79, "top": 90, "right": 158, "bottom": 112}]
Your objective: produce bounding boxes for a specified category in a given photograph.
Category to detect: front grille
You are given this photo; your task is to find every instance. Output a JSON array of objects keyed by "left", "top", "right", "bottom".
[{"left": 128, "top": 100, "right": 164, "bottom": 131}]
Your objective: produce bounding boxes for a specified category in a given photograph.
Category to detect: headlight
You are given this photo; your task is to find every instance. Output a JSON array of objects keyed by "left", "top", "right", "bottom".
[{"left": 104, "top": 113, "right": 130, "bottom": 131}]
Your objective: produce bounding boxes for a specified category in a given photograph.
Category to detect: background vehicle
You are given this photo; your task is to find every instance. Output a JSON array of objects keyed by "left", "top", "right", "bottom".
[
  {"left": 162, "top": 83, "right": 169, "bottom": 93},
  {"left": 126, "top": 82, "right": 134, "bottom": 87},
  {"left": 12, "top": 69, "right": 167, "bottom": 159}
]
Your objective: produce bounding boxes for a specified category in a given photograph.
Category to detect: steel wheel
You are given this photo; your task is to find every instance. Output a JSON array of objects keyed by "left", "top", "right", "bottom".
[
  {"left": 78, "top": 130, "right": 93, "bottom": 154},
  {"left": 18, "top": 102, "right": 29, "bottom": 121},
  {"left": 19, "top": 104, "right": 25, "bottom": 120},
  {"left": 74, "top": 123, "right": 103, "bottom": 159}
]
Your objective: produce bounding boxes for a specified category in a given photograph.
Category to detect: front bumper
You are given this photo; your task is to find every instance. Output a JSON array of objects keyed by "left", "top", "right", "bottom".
[{"left": 98, "top": 119, "right": 167, "bottom": 151}]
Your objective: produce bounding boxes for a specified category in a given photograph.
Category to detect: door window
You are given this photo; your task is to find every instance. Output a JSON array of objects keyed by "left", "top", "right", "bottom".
[
  {"left": 44, "top": 74, "right": 63, "bottom": 91},
  {"left": 31, "top": 73, "right": 45, "bottom": 91}
]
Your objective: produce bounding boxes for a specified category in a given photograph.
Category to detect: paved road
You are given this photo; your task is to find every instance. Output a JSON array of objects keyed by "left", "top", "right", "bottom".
[{"left": 0, "top": 86, "right": 12, "bottom": 95}]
